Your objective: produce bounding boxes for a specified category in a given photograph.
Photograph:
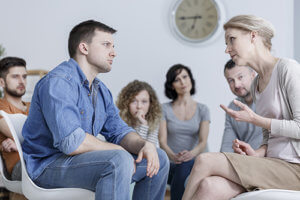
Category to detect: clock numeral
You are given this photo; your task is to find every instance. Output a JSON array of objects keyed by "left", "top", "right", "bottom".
[
  {"left": 177, "top": 6, "right": 187, "bottom": 13},
  {"left": 202, "top": 27, "right": 207, "bottom": 35},
  {"left": 206, "top": 21, "right": 212, "bottom": 28},
  {"left": 208, "top": 14, "right": 216, "bottom": 19},
  {"left": 200, "top": 0, "right": 206, "bottom": 6},
  {"left": 186, "top": 27, "right": 192, "bottom": 35},
  {"left": 185, "top": 0, "right": 192, "bottom": 7},
  {"left": 180, "top": 22, "right": 187, "bottom": 29},
  {"left": 195, "top": 29, "right": 199, "bottom": 35},
  {"left": 206, "top": 6, "right": 214, "bottom": 11}
]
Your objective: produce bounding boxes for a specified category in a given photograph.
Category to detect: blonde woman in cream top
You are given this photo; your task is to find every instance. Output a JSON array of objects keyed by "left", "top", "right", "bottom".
[{"left": 253, "top": 58, "right": 300, "bottom": 163}]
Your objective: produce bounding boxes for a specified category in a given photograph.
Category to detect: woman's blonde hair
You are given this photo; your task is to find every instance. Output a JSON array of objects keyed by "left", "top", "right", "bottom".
[
  {"left": 116, "top": 80, "right": 162, "bottom": 132},
  {"left": 223, "top": 15, "right": 275, "bottom": 50}
]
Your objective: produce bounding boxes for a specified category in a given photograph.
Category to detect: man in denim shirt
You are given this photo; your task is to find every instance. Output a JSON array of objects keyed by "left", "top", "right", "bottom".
[{"left": 22, "top": 20, "right": 169, "bottom": 200}]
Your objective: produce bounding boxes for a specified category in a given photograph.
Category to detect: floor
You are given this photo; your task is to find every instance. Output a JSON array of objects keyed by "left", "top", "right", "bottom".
[{"left": 9, "top": 192, "right": 27, "bottom": 200}]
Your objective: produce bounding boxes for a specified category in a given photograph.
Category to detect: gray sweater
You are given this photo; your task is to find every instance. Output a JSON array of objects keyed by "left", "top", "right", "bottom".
[
  {"left": 251, "top": 58, "right": 300, "bottom": 156},
  {"left": 220, "top": 97, "right": 262, "bottom": 152}
]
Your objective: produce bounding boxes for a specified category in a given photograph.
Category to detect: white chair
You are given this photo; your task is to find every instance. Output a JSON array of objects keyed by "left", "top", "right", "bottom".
[
  {"left": 232, "top": 189, "right": 300, "bottom": 200},
  {"left": 0, "top": 110, "right": 95, "bottom": 200},
  {"left": 0, "top": 154, "right": 22, "bottom": 194}
]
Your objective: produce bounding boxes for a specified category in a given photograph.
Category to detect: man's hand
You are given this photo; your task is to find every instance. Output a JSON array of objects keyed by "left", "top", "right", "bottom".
[
  {"left": 232, "top": 139, "right": 256, "bottom": 156},
  {"left": 136, "top": 141, "right": 159, "bottom": 178},
  {"left": 1, "top": 138, "right": 18, "bottom": 152}
]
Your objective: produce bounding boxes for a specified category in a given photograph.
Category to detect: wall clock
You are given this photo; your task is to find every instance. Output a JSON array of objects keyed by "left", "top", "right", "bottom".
[{"left": 170, "top": 0, "right": 225, "bottom": 45}]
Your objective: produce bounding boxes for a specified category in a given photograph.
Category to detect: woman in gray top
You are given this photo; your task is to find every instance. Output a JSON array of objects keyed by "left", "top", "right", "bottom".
[
  {"left": 183, "top": 15, "right": 300, "bottom": 200},
  {"left": 159, "top": 64, "right": 210, "bottom": 200}
]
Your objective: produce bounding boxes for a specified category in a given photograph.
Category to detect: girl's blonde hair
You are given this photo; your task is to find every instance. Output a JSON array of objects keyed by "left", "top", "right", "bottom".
[
  {"left": 224, "top": 15, "right": 275, "bottom": 50},
  {"left": 116, "top": 80, "right": 161, "bottom": 132}
]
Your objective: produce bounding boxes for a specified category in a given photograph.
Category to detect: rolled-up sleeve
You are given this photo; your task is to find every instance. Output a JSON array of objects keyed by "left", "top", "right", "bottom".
[
  {"left": 60, "top": 127, "right": 86, "bottom": 154},
  {"left": 38, "top": 76, "right": 86, "bottom": 154}
]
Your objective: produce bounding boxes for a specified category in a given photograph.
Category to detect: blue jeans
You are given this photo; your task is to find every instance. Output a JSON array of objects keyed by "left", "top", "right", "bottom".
[
  {"left": 168, "top": 160, "right": 194, "bottom": 200},
  {"left": 34, "top": 149, "right": 169, "bottom": 200}
]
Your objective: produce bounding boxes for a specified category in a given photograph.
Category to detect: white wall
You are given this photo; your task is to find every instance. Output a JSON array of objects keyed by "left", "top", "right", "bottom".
[
  {"left": 295, "top": 0, "right": 300, "bottom": 62},
  {"left": 0, "top": 0, "right": 294, "bottom": 152}
]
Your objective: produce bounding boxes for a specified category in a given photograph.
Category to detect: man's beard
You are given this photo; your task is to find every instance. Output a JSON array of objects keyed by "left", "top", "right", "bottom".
[
  {"left": 239, "top": 91, "right": 251, "bottom": 99},
  {"left": 5, "top": 87, "right": 25, "bottom": 98}
]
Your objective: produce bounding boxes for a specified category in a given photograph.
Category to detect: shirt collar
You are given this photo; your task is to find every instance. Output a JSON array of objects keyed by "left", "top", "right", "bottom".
[
  {"left": 237, "top": 97, "right": 254, "bottom": 108},
  {"left": 68, "top": 58, "right": 101, "bottom": 87}
]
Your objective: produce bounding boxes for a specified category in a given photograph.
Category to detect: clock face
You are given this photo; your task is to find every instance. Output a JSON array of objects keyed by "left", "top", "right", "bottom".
[{"left": 172, "top": 0, "right": 221, "bottom": 43}]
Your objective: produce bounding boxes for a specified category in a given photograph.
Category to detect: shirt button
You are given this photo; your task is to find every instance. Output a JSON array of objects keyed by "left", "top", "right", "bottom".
[
  {"left": 88, "top": 93, "right": 91, "bottom": 96},
  {"left": 81, "top": 111, "right": 84, "bottom": 114}
]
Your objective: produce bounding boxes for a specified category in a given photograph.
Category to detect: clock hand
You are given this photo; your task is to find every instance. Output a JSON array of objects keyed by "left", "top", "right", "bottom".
[
  {"left": 179, "top": 15, "right": 202, "bottom": 20},
  {"left": 191, "top": 15, "right": 202, "bottom": 30},
  {"left": 191, "top": 18, "right": 197, "bottom": 30}
]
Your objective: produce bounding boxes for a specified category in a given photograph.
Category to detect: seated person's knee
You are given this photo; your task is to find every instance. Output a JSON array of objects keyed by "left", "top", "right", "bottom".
[{"left": 198, "top": 177, "right": 215, "bottom": 194}]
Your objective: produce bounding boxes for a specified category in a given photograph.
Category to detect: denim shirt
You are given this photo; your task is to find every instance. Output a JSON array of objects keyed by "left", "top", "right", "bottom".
[{"left": 22, "top": 59, "right": 134, "bottom": 180}]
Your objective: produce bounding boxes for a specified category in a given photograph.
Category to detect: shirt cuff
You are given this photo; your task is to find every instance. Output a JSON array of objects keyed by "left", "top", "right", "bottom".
[
  {"left": 270, "top": 119, "right": 281, "bottom": 136},
  {"left": 139, "top": 124, "right": 149, "bottom": 131},
  {"left": 59, "top": 127, "right": 86, "bottom": 154}
]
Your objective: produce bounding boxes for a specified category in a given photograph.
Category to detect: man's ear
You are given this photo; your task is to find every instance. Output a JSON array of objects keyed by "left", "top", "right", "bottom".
[
  {"left": 78, "top": 42, "right": 89, "bottom": 55},
  {"left": 250, "top": 70, "right": 256, "bottom": 80},
  {"left": 0, "top": 78, "right": 5, "bottom": 88}
]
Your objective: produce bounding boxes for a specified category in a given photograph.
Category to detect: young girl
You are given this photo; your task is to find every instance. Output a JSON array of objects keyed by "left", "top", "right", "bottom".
[{"left": 116, "top": 80, "right": 161, "bottom": 147}]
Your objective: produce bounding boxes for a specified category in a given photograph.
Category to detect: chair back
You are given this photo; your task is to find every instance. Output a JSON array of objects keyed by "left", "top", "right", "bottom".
[
  {"left": 0, "top": 110, "right": 95, "bottom": 200},
  {"left": 0, "top": 110, "right": 24, "bottom": 194},
  {"left": 0, "top": 154, "right": 22, "bottom": 194},
  {"left": 0, "top": 111, "right": 26, "bottom": 163}
]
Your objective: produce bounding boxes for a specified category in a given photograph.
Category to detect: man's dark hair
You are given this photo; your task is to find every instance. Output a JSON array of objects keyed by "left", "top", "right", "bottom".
[
  {"left": 68, "top": 20, "right": 117, "bottom": 58},
  {"left": 224, "top": 59, "right": 236, "bottom": 73},
  {"left": 0, "top": 57, "right": 26, "bottom": 78},
  {"left": 164, "top": 64, "right": 196, "bottom": 100}
]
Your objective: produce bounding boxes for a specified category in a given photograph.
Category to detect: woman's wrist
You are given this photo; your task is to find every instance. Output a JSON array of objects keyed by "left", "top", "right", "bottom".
[
  {"left": 192, "top": 144, "right": 205, "bottom": 156},
  {"left": 167, "top": 150, "right": 177, "bottom": 161},
  {"left": 252, "top": 114, "right": 271, "bottom": 130},
  {"left": 254, "top": 145, "right": 267, "bottom": 157}
]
